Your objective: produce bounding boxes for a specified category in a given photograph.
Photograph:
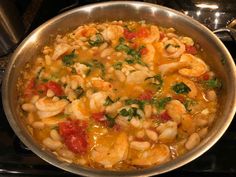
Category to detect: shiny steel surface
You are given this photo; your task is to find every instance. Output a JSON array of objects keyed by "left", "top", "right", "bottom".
[
  {"left": 0, "top": 0, "right": 25, "bottom": 56},
  {"left": 2, "top": 1, "right": 236, "bottom": 176}
]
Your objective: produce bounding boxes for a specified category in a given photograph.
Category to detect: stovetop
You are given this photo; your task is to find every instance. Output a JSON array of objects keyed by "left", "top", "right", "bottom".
[{"left": 0, "top": 0, "right": 235, "bottom": 177}]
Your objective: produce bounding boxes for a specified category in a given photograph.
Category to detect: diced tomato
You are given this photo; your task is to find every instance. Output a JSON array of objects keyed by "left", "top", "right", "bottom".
[
  {"left": 202, "top": 72, "right": 210, "bottom": 80},
  {"left": 172, "top": 95, "right": 185, "bottom": 103},
  {"left": 137, "top": 27, "right": 150, "bottom": 38},
  {"left": 140, "top": 47, "right": 148, "bottom": 55},
  {"left": 160, "top": 32, "right": 165, "bottom": 40},
  {"left": 64, "top": 134, "right": 88, "bottom": 154},
  {"left": 131, "top": 43, "right": 138, "bottom": 49},
  {"left": 124, "top": 29, "right": 137, "bottom": 40},
  {"left": 151, "top": 111, "right": 172, "bottom": 122},
  {"left": 138, "top": 90, "right": 154, "bottom": 101},
  {"left": 160, "top": 111, "right": 172, "bottom": 121},
  {"left": 45, "top": 81, "right": 64, "bottom": 96},
  {"left": 59, "top": 121, "right": 79, "bottom": 137},
  {"left": 36, "top": 83, "right": 48, "bottom": 94},
  {"left": 185, "top": 45, "right": 197, "bottom": 55},
  {"left": 91, "top": 112, "right": 106, "bottom": 122},
  {"left": 24, "top": 79, "right": 36, "bottom": 97},
  {"left": 59, "top": 120, "right": 88, "bottom": 154}
]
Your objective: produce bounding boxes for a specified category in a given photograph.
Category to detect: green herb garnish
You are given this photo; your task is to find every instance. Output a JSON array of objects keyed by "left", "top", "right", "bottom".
[
  {"left": 104, "top": 96, "right": 114, "bottom": 106},
  {"left": 105, "top": 114, "right": 116, "bottom": 128},
  {"left": 172, "top": 82, "right": 191, "bottom": 94},
  {"left": 119, "top": 107, "right": 141, "bottom": 121},
  {"left": 145, "top": 74, "right": 163, "bottom": 91},
  {"left": 75, "top": 86, "right": 84, "bottom": 98},
  {"left": 62, "top": 50, "right": 77, "bottom": 66},
  {"left": 151, "top": 97, "right": 172, "bottom": 112},
  {"left": 88, "top": 33, "right": 104, "bottom": 46},
  {"left": 203, "top": 78, "right": 222, "bottom": 89},
  {"left": 183, "top": 98, "right": 197, "bottom": 112},
  {"left": 124, "top": 99, "right": 145, "bottom": 110},
  {"left": 113, "top": 62, "right": 123, "bottom": 70}
]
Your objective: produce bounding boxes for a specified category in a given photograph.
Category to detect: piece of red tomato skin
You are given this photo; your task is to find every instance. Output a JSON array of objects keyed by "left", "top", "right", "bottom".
[
  {"left": 24, "top": 79, "right": 37, "bottom": 97},
  {"left": 185, "top": 45, "right": 197, "bottom": 55},
  {"left": 160, "top": 111, "right": 172, "bottom": 121},
  {"left": 137, "top": 27, "right": 150, "bottom": 38},
  {"left": 91, "top": 112, "right": 106, "bottom": 122},
  {"left": 64, "top": 134, "right": 88, "bottom": 154},
  {"left": 59, "top": 120, "right": 88, "bottom": 138},
  {"left": 46, "top": 81, "right": 64, "bottom": 96},
  {"left": 140, "top": 47, "right": 148, "bottom": 55},
  {"left": 124, "top": 29, "right": 136, "bottom": 40},
  {"left": 138, "top": 90, "right": 154, "bottom": 101}
]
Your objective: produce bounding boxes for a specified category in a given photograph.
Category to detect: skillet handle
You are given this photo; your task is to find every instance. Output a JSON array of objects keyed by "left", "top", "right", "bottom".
[{"left": 213, "top": 27, "right": 236, "bottom": 44}]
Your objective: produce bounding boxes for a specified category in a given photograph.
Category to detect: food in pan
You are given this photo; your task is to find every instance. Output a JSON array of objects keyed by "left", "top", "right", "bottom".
[{"left": 18, "top": 20, "right": 221, "bottom": 170}]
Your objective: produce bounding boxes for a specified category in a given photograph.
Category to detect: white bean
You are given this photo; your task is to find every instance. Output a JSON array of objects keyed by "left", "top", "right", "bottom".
[
  {"left": 145, "top": 129, "right": 158, "bottom": 142},
  {"left": 50, "top": 129, "right": 61, "bottom": 141},
  {"left": 47, "top": 89, "right": 55, "bottom": 97},
  {"left": 185, "top": 133, "right": 200, "bottom": 150},
  {"left": 32, "top": 121, "right": 45, "bottom": 129},
  {"left": 144, "top": 104, "right": 152, "bottom": 118},
  {"left": 105, "top": 101, "right": 122, "bottom": 114},
  {"left": 22, "top": 103, "right": 36, "bottom": 112},
  {"left": 45, "top": 55, "right": 52, "bottom": 65},
  {"left": 198, "top": 127, "right": 208, "bottom": 139},
  {"left": 30, "top": 95, "right": 39, "bottom": 104},
  {"left": 206, "top": 90, "right": 217, "bottom": 101},
  {"left": 195, "top": 118, "right": 208, "bottom": 127},
  {"left": 100, "top": 48, "right": 114, "bottom": 58},
  {"left": 70, "top": 80, "right": 78, "bottom": 90},
  {"left": 130, "top": 118, "right": 142, "bottom": 128},
  {"left": 130, "top": 141, "right": 150, "bottom": 151},
  {"left": 52, "top": 96, "right": 59, "bottom": 102},
  {"left": 43, "top": 137, "right": 62, "bottom": 150},
  {"left": 143, "top": 120, "right": 151, "bottom": 129},
  {"left": 114, "top": 70, "right": 126, "bottom": 82},
  {"left": 136, "top": 130, "right": 145, "bottom": 138}
]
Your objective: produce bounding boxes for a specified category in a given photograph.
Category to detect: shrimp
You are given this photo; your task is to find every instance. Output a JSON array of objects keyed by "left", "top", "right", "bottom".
[
  {"left": 91, "top": 77, "right": 112, "bottom": 91},
  {"left": 130, "top": 144, "right": 170, "bottom": 166},
  {"left": 126, "top": 70, "right": 151, "bottom": 84},
  {"left": 74, "top": 25, "right": 98, "bottom": 38},
  {"left": 64, "top": 99, "right": 89, "bottom": 120},
  {"left": 142, "top": 44, "right": 155, "bottom": 68},
  {"left": 178, "top": 54, "right": 208, "bottom": 77},
  {"left": 162, "top": 38, "right": 185, "bottom": 58},
  {"left": 165, "top": 100, "right": 186, "bottom": 124},
  {"left": 65, "top": 75, "right": 85, "bottom": 91},
  {"left": 158, "top": 61, "right": 187, "bottom": 76},
  {"left": 156, "top": 121, "right": 178, "bottom": 143},
  {"left": 51, "top": 43, "right": 71, "bottom": 60},
  {"left": 89, "top": 91, "right": 108, "bottom": 112},
  {"left": 35, "top": 97, "right": 69, "bottom": 119},
  {"left": 102, "top": 25, "right": 124, "bottom": 42},
  {"left": 91, "top": 132, "right": 128, "bottom": 168},
  {"left": 142, "top": 25, "right": 160, "bottom": 44}
]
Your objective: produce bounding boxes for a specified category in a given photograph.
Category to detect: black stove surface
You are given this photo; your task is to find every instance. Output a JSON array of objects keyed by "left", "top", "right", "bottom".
[{"left": 1, "top": 0, "right": 236, "bottom": 176}]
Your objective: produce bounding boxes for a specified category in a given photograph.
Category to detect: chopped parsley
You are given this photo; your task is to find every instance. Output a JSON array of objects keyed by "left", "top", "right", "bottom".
[
  {"left": 145, "top": 74, "right": 163, "bottom": 91},
  {"left": 112, "top": 62, "right": 123, "bottom": 70},
  {"left": 203, "top": 78, "right": 222, "bottom": 89},
  {"left": 172, "top": 82, "right": 191, "bottom": 94},
  {"left": 75, "top": 86, "right": 84, "bottom": 99},
  {"left": 151, "top": 97, "right": 172, "bottom": 112},
  {"left": 36, "top": 67, "right": 45, "bottom": 80},
  {"left": 62, "top": 50, "right": 77, "bottom": 66},
  {"left": 88, "top": 33, "right": 104, "bottom": 46},
  {"left": 71, "top": 67, "right": 77, "bottom": 74},
  {"left": 124, "top": 99, "right": 145, "bottom": 110},
  {"left": 183, "top": 98, "right": 197, "bottom": 112},
  {"left": 104, "top": 96, "right": 114, "bottom": 106},
  {"left": 119, "top": 107, "right": 141, "bottom": 121},
  {"left": 105, "top": 114, "right": 116, "bottom": 128}
]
